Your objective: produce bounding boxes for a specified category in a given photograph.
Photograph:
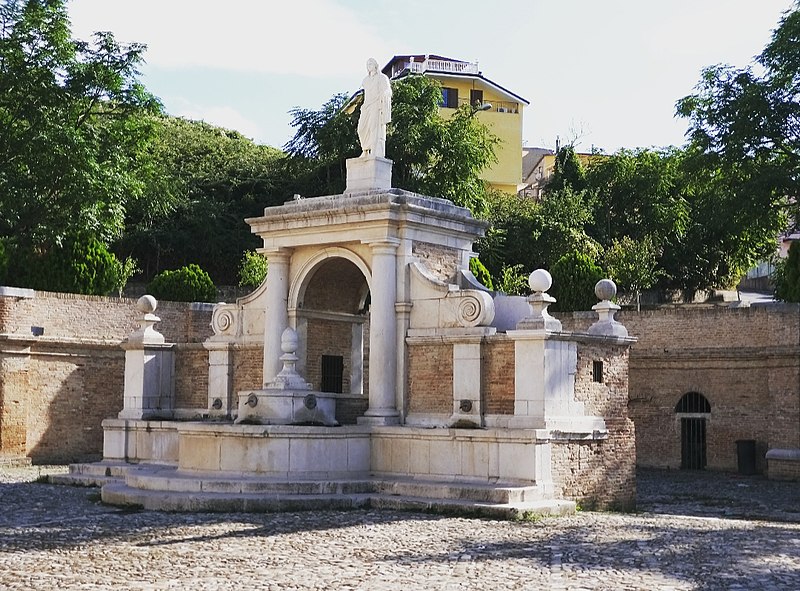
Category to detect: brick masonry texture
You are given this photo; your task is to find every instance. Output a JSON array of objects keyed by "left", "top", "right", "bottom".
[
  {"left": 559, "top": 305, "right": 800, "bottom": 475},
  {"left": 559, "top": 342, "right": 636, "bottom": 509},
  {"left": 174, "top": 345, "right": 209, "bottom": 409},
  {"left": 0, "top": 293, "right": 211, "bottom": 462},
  {"left": 483, "top": 338, "right": 515, "bottom": 414},
  {"left": 232, "top": 345, "right": 263, "bottom": 393},
  {"left": 407, "top": 342, "right": 454, "bottom": 414}
]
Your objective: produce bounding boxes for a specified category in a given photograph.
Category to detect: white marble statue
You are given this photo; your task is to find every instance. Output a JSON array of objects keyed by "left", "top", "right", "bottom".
[{"left": 357, "top": 58, "right": 392, "bottom": 158}]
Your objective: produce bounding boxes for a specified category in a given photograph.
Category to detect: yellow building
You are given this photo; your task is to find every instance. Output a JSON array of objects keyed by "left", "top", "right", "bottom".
[
  {"left": 383, "top": 55, "right": 529, "bottom": 194},
  {"left": 520, "top": 147, "right": 604, "bottom": 199}
]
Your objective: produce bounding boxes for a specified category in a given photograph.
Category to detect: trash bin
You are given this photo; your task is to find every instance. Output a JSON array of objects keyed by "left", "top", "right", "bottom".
[{"left": 736, "top": 439, "right": 757, "bottom": 475}]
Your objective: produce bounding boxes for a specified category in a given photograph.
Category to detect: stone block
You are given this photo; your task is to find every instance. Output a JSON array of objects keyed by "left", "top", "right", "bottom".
[{"left": 344, "top": 156, "right": 392, "bottom": 194}]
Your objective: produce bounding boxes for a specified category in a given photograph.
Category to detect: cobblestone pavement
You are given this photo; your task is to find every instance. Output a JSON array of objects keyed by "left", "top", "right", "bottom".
[{"left": 1, "top": 465, "right": 799, "bottom": 590}]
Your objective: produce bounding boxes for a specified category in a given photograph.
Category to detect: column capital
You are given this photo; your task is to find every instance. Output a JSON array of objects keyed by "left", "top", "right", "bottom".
[
  {"left": 258, "top": 247, "right": 293, "bottom": 263},
  {"left": 365, "top": 239, "right": 400, "bottom": 255}
]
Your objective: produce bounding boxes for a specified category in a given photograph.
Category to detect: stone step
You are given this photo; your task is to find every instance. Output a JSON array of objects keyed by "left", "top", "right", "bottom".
[
  {"left": 122, "top": 468, "right": 542, "bottom": 504},
  {"left": 49, "top": 461, "right": 147, "bottom": 487},
  {"left": 101, "top": 482, "right": 575, "bottom": 520},
  {"left": 373, "top": 478, "right": 544, "bottom": 504},
  {"left": 369, "top": 494, "right": 576, "bottom": 520}
]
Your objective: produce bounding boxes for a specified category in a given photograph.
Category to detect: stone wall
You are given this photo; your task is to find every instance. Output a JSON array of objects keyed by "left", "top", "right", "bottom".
[{"left": 411, "top": 241, "right": 461, "bottom": 283}]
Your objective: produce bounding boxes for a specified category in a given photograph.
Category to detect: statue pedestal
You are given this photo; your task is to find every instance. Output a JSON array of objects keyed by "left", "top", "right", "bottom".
[{"left": 345, "top": 156, "right": 392, "bottom": 194}]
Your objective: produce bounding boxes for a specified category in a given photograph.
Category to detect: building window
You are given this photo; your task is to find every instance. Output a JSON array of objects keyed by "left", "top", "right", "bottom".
[
  {"left": 441, "top": 87, "right": 459, "bottom": 109},
  {"left": 592, "top": 360, "right": 603, "bottom": 383},
  {"left": 320, "top": 355, "right": 344, "bottom": 393},
  {"left": 470, "top": 89, "right": 483, "bottom": 107}
]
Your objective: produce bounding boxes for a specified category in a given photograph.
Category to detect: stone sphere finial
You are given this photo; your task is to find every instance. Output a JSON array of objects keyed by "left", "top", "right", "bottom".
[
  {"left": 280, "top": 327, "right": 298, "bottom": 354},
  {"left": 595, "top": 279, "right": 617, "bottom": 302},
  {"left": 529, "top": 269, "right": 552, "bottom": 293},
  {"left": 136, "top": 295, "right": 158, "bottom": 314}
]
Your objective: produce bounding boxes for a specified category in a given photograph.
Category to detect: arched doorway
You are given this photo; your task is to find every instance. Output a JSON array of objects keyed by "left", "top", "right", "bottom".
[
  {"left": 675, "top": 391, "right": 711, "bottom": 470},
  {"left": 295, "top": 256, "right": 370, "bottom": 423}
]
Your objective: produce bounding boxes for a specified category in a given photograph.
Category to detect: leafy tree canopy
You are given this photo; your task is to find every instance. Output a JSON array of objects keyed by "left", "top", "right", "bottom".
[
  {"left": 0, "top": 0, "right": 160, "bottom": 252},
  {"left": 117, "top": 116, "right": 284, "bottom": 284}
]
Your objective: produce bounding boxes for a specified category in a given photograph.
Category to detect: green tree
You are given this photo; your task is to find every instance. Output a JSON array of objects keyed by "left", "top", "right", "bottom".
[
  {"left": 605, "top": 235, "right": 663, "bottom": 311},
  {"left": 239, "top": 250, "right": 268, "bottom": 288},
  {"left": 11, "top": 233, "right": 121, "bottom": 295},
  {"left": 549, "top": 251, "right": 605, "bottom": 312},
  {"left": 477, "top": 187, "right": 598, "bottom": 286},
  {"left": 774, "top": 241, "right": 800, "bottom": 302},
  {"left": 118, "top": 116, "right": 284, "bottom": 284},
  {"left": 673, "top": 2, "right": 799, "bottom": 294},
  {"left": 585, "top": 148, "right": 689, "bottom": 250},
  {"left": 284, "top": 75, "right": 498, "bottom": 215},
  {"left": 0, "top": 0, "right": 160, "bottom": 252},
  {"left": 547, "top": 145, "right": 586, "bottom": 193},
  {"left": 494, "top": 264, "right": 528, "bottom": 296},
  {"left": 468, "top": 257, "right": 494, "bottom": 291}
]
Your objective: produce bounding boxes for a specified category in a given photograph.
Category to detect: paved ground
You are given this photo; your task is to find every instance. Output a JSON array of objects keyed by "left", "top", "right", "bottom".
[{"left": 1, "top": 466, "right": 799, "bottom": 590}]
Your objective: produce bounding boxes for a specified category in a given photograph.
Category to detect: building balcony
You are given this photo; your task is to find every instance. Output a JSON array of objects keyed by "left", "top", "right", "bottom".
[
  {"left": 408, "top": 58, "right": 480, "bottom": 75},
  {"left": 447, "top": 98, "right": 520, "bottom": 114}
]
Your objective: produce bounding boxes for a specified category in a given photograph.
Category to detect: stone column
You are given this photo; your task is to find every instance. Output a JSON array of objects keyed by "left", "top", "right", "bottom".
[
  {"left": 361, "top": 240, "right": 400, "bottom": 424},
  {"left": 262, "top": 248, "right": 291, "bottom": 386}
]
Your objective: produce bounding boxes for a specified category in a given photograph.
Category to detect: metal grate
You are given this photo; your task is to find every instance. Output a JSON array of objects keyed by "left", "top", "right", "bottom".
[
  {"left": 320, "top": 355, "right": 344, "bottom": 394},
  {"left": 675, "top": 391, "right": 711, "bottom": 413},
  {"left": 681, "top": 417, "right": 707, "bottom": 470},
  {"left": 592, "top": 360, "right": 603, "bottom": 383}
]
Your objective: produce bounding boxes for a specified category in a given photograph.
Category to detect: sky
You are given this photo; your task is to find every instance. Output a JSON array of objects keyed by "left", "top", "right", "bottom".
[{"left": 68, "top": 0, "right": 795, "bottom": 153}]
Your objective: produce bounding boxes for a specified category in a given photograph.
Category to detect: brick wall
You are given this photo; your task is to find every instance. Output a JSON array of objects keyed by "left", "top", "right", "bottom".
[
  {"left": 768, "top": 459, "right": 800, "bottom": 480},
  {"left": 0, "top": 292, "right": 212, "bottom": 462},
  {"left": 304, "top": 317, "right": 354, "bottom": 393},
  {"left": 407, "top": 342, "right": 453, "bottom": 414},
  {"left": 23, "top": 343, "right": 124, "bottom": 463},
  {"left": 483, "top": 338, "right": 515, "bottom": 415},
  {"left": 561, "top": 305, "right": 800, "bottom": 474},
  {"left": 232, "top": 345, "right": 263, "bottom": 393},
  {"left": 550, "top": 419, "right": 636, "bottom": 511},
  {"left": 0, "top": 291, "right": 213, "bottom": 343},
  {"left": 174, "top": 345, "right": 209, "bottom": 409}
]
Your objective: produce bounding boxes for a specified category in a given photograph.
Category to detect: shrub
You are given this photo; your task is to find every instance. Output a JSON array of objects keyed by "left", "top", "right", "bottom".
[
  {"left": 468, "top": 257, "right": 493, "bottom": 290},
  {"left": 15, "top": 234, "right": 120, "bottom": 295},
  {"left": 238, "top": 250, "right": 268, "bottom": 288},
  {"left": 775, "top": 242, "right": 800, "bottom": 302},
  {"left": 495, "top": 264, "right": 528, "bottom": 296},
  {"left": 549, "top": 251, "right": 604, "bottom": 312},
  {"left": 148, "top": 264, "right": 216, "bottom": 302}
]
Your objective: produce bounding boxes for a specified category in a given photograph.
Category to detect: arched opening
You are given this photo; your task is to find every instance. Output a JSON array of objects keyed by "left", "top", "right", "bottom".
[
  {"left": 296, "top": 256, "right": 370, "bottom": 423},
  {"left": 675, "top": 391, "right": 711, "bottom": 470}
]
